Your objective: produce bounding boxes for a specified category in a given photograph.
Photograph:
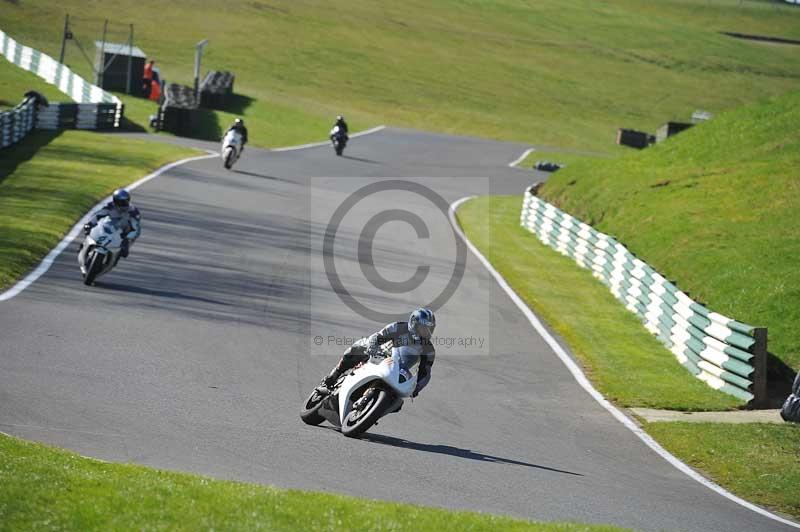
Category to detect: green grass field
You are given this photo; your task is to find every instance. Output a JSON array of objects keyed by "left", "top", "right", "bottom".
[
  {"left": 645, "top": 422, "right": 800, "bottom": 518},
  {"left": 538, "top": 90, "right": 800, "bottom": 371},
  {"left": 0, "top": 433, "right": 628, "bottom": 532},
  {"left": 2, "top": 0, "right": 799, "bottom": 150}
]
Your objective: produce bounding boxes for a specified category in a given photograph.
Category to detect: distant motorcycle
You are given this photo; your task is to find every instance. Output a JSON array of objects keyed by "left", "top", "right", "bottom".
[
  {"left": 222, "top": 129, "right": 243, "bottom": 169},
  {"left": 78, "top": 217, "right": 124, "bottom": 286},
  {"left": 330, "top": 125, "right": 347, "bottom": 156},
  {"left": 300, "top": 339, "right": 419, "bottom": 437}
]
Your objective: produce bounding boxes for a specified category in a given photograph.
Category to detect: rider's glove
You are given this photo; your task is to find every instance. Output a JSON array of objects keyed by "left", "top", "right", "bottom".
[{"left": 83, "top": 223, "right": 92, "bottom": 235}]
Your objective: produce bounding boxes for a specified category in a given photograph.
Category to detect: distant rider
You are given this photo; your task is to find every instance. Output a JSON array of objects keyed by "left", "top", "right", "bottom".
[
  {"left": 225, "top": 118, "right": 249, "bottom": 152},
  {"left": 83, "top": 189, "right": 141, "bottom": 259},
  {"left": 331, "top": 115, "right": 349, "bottom": 141},
  {"left": 317, "top": 308, "right": 436, "bottom": 398}
]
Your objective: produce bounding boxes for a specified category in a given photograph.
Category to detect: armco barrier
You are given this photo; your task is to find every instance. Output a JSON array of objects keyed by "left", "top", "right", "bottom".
[
  {"left": 520, "top": 187, "right": 767, "bottom": 404},
  {"left": 0, "top": 94, "right": 37, "bottom": 148},
  {"left": 0, "top": 28, "right": 123, "bottom": 136}
]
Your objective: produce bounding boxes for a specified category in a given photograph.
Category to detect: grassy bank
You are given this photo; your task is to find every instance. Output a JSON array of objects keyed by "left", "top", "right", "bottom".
[
  {"left": 0, "top": 57, "right": 66, "bottom": 110},
  {"left": 2, "top": 0, "right": 799, "bottom": 150},
  {"left": 538, "top": 90, "right": 800, "bottom": 371},
  {"left": 457, "top": 195, "right": 739, "bottom": 411},
  {"left": 0, "top": 433, "right": 627, "bottom": 532},
  {"left": 645, "top": 422, "right": 800, "bottom": 518},
  {"left": 0, "top": 131, "right": 198, "bottom": 290}
]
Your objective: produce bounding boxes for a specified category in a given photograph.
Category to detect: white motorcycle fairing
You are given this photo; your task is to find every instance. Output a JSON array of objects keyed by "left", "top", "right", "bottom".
[
  {"left": 78, "top": 217, "right": 124, "bottom": 282},
  {"left": 222, "top": 129, "right": 243, "bottom": 169},
  {"left": 335, "top": 345, "right": 418, "bottom": 428}
]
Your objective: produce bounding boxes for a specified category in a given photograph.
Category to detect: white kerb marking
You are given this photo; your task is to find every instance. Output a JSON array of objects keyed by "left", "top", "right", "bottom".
[{"left": 508, "top": 148, "right": 534, "bottom": 168}]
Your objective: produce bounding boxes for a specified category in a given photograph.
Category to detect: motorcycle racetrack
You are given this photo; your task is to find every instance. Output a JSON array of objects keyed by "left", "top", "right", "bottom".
[{"left": 0, "top": 128, "right": 794, "bottom": 531}]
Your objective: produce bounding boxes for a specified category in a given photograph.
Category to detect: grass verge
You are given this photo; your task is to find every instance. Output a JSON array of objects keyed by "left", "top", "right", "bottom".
[
  {"left": 0, "top": 131, "right": 199, "bottom": 290},
  {"left": 644, "top": 422, "right": 800, "bottom": 518},
  {"left": 0, "top": 433, "right": 628, "bottom": 531},
  {"left": 457, "top": 195, "right": 740, "bottom": 411},
  {"left": 538, "top": 90, "right": 800, "bottom": 371}
]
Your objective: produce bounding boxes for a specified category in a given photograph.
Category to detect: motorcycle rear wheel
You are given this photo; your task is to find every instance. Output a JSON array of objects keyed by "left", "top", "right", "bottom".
[
  {"left": 341, "top": 387, "right": 390, "bottom": 438},
  {"left": 300, "top": 389, "right": 326, "bottom": 426}
]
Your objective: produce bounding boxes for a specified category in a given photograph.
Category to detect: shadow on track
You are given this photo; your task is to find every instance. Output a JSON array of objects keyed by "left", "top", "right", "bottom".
[
  {"left": 341, "top": 155, "right": 381, "bottom": 165},
  {"left": 95, "top": 281, "right": 232, "bottom": 307},
  {"left": 362, "top": 433, "right": 583, "bottom": 476},
  {"left": 233, "top": 169, "right": 297, "bottom": 183}
]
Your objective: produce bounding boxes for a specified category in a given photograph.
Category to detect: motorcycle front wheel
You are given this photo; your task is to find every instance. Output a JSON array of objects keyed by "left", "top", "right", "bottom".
[
  {"left": 341, "top": 387, "right": 391, "bottom": 438},
  {"left": 83, "top": 250, "right": 104, "bottom": 286},
  {"left": 224, "top": 148, "right": 235, "bottom": 169},
  {"left": 300, "top": 389, "right": 326, "bottom": 426}
]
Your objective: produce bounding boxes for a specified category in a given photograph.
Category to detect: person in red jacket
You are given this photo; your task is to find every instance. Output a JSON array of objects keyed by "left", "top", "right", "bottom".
[{"left": 142, "top": 60, "right": 154, "bottom": 98}]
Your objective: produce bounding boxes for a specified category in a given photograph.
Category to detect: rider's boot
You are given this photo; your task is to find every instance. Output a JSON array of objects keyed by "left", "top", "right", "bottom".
[{"left": 315, "top": 368, "right": 341, "bottom": 396}]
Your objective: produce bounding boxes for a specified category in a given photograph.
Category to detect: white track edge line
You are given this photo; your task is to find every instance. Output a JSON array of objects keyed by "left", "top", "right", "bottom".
[
  {"left": 508, "top": 147, "right": 534, "bottom": 167},
  {"left": 0, "top": 153, "right": 217, "bottom": 302},
  {"left": 447, "top": 195, "right": 800, "bottom": 529},
  {"left": 271, "top": 125, "right": 386, "bottom": 152}
]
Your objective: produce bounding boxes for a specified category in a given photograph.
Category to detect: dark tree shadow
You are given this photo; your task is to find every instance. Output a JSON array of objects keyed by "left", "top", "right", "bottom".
[
  {"left": 766, "top": 353, "right": 796, "bottom": 408},
  {"left": 118, "top": 114, "right": 147, "bottom": 133},
  {"left": 224, "top": 94, "right": 255, "bottom": 115},
  {"left": 0, "top": 130, "right": 62, "bottom": 182},
  {"left": 362, "top": 433, "right": 583, "bottom": 476}
]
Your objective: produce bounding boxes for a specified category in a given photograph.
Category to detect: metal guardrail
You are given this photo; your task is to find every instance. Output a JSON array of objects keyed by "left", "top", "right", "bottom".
[
  {"left": 520, "top": 187, "right": 767, "bottom": 404},
  {"left": 0, "top": 95, "right": 37, "bottom": 149},
  {"left": 0, "top": 28, "right": 123, "bottom": 139}
]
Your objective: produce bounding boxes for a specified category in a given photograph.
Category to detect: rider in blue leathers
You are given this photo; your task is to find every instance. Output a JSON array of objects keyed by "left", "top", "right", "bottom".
[{"left": 83, "top": 189, "right": 141, "bottom": 259}]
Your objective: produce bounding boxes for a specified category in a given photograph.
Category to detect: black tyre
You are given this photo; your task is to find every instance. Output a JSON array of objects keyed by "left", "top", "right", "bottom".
[
  {"left": 224, "top": 148, "right": 235, "bottom": 169},
  {"left": 300, "top": 389, "right": 326, "bottom": 426},
  {"left": 83, "top": 251, "right": 104, "bottom": 286},
  {"left": 341, "top": 387, "right": 391, "bottom": 438}
]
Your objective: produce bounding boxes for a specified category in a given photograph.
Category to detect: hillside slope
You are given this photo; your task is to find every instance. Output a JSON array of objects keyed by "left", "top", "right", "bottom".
[
  {"left": 539, "top": 90, "right": 800, "bottom": 370},
  {"left": 2, "top": 0, "right": 799, "bottom": 149}
]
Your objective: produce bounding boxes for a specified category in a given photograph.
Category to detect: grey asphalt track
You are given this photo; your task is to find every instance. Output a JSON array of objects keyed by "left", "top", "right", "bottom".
[{"left": 0, "top": 127, "right": 795, "bottom": 531}]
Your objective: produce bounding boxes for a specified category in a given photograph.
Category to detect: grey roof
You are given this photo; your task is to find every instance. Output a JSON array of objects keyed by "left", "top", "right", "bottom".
[{"left": 95, "top": 41, "right": 147, "bottom": 58}]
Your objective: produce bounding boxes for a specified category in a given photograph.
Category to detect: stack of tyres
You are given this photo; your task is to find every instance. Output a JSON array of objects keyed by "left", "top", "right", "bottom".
[
  {"left": 160, "top": 83, "right": 199, "bottom": 136},
  {"left": 200, "top": 70, "right": 235, "bottom": 109}
]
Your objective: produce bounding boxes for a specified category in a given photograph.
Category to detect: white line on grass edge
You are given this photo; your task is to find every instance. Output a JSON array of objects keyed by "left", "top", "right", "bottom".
[
  {"left": 508, "top": 147, "right": 534, "bottom": 168},
  {"left": 447, "top": 195, "right": 800, "bottom": 530},
  {"left": 0, "top": 152, "right": 217, "bottom": 302},
  {"left": 271, "top": 125, "right": 386, "bottom": 152}
]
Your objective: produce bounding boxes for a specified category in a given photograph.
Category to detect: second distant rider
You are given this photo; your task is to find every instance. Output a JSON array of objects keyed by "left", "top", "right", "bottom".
[
  {"left": 332, "top": 115, "right": 349, "bottom": 141},
  {"left": 225, "top": 118, "right": 249, "bottom": 153}
]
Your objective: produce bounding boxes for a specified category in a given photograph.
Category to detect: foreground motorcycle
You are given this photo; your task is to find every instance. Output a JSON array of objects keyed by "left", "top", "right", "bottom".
[
  {"left": 78, "top": 217, "right": 124, "bottom": 286},
  {"left": 330, "top": 125, "right": 347, "bottom": 156},
  {"left": 301, "top": 340, "right": 418, "bottom": 437},
  {"left": 221, "top": 129, "right": 243, "bottom": 169}
]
